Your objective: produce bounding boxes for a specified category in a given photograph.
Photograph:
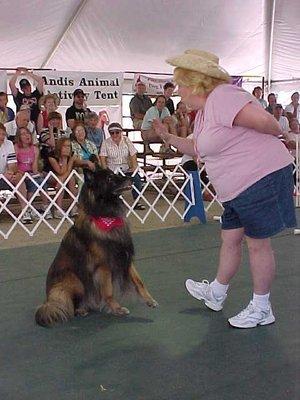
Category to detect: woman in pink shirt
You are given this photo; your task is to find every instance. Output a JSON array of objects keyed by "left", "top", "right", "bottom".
[
  {"left": 15, "top": 127, "right": 52, "bottom": 222},
  {"left": 153, "top": 49, "right": 296, "bottom": 329}
]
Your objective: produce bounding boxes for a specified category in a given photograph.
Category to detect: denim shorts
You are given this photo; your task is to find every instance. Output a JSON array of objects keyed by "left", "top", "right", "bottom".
[
  {"left": 221, "top": 164, "right": 297, "bottom": 239},
  {"left": 25, "top": 176, "right": 48, "bottom": 194}
]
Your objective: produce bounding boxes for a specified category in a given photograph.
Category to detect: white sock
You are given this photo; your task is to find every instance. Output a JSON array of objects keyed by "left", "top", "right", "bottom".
[
  {"left": 252, "top": 293, "right": 270, "bottom": 309},
  {"left": 210, "top": 279, "right": 229, "bottom": 298}
]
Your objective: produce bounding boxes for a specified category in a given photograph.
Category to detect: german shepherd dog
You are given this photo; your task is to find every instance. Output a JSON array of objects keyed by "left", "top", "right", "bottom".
[{"left": 35, "top": 165, "right": 158, "bottom": 327}]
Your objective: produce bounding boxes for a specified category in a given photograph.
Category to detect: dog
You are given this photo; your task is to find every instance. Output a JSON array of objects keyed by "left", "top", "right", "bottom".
[{"left": 35, "top": 165, "right": 158, "bottom": 327}]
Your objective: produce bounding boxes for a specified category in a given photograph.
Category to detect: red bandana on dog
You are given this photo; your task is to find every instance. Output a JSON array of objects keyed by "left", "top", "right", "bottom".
[{"left": 90, "top": 216, "right": 124, "bottom": 231}]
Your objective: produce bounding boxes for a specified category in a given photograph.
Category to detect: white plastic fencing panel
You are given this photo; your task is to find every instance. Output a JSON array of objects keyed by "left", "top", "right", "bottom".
[
  {"left": 1, "top": 153, "right": 299, "bottom": 239},
  {"left": 0, "top": 165, "right": 195, "bottom": 239}
]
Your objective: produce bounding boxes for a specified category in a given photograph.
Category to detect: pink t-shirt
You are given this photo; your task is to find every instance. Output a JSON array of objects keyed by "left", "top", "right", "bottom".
[
  {"left": 194, "top": 84, "right": 293, "bottom": 202},
  {"left": 16, "top": 145, "right": 35, "bottom": 173}
]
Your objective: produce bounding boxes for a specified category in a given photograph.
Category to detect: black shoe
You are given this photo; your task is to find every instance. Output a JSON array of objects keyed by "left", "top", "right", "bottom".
[{"left": 134, "top": 203, "right": 146, "bottom": 210}]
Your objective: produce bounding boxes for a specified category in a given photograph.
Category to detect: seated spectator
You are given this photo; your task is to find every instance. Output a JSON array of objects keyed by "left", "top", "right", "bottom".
[
  {"left": 163, "top": 82, "right": 176, "bottom": 115},
  {"left": 265, "top": 93, "right": 277, "bottom": 115},
  {"left": 66, "top": 89, "right": 91, "bottom": 130},
  {"left": 0, "top": 92, "right": 15, "bottom": 124},
  {"left": 39, "top": 111, "right": 69, "bottom": 174},
  {"left": 48, "top": 138, "right": 78, "bottom": 219},
  {"left": 284, "top": 118, "right": 300, "bottom": 158},
  {"left": 84, "top": 111, "right": 104, "bottom": 152},
  {"left": 71, "top": 122, "right": 99, "bottom": 171},
  {"left": 141, "top": 95, "right": 176, "bottom": 154},
  {"left": 273, "top": 104, "right": 289, "bottom": 134},
  {"left": 285, "top": 92, "right": 300, "bottom": 123},
  {"left": 129, "top": 81, "right": 152, "bottom": 129},
  {"left": 4, "top": 107, "right": 37, "bottom": 144},
  {"left": 0, "top": 123, "right": 30, "bottom": 223},
  {"left": 9, "top": 67, "right": 44, "bottom": 124},
  {"left": 37, "top": 93, "right": 60, "bottom": 134},
  {"left": 252, "top": 86, "right": 267, "bottom": 108},
  {"left": 100, "top": 122, "right": 145, "bottom": 210},
  {"left": 173, "top": 101, "right": 192, "bottom": 138},
  {"left": 14, "top": 127, "right": 52, "bottom": 222}
]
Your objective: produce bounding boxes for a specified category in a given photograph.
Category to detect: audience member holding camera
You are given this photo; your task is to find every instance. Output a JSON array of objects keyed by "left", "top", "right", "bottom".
[{"left": 71, "top": 122, "right": 99, "bottom": 171}]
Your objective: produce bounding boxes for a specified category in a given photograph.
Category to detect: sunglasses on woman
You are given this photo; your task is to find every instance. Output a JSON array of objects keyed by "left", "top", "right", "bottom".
[{"left": 110, "top": 130, "right": 121, "bottom": 135}]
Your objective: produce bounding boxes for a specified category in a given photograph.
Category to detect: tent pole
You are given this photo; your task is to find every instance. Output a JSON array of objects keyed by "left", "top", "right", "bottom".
[
  {"left": 267, "top": 0, "right": 276, "bottom": 90},
  {"left": 40, "top": 0, "right": 88, "bottom": 69}
]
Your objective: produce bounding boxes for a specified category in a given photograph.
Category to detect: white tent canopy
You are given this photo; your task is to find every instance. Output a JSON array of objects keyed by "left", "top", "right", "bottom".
[{"left": 1, "top": 0, "right": 300, "bottom": 88}]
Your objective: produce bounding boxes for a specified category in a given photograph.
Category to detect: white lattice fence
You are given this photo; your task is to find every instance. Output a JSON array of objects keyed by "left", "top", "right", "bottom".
[
  {"left": 0, "top": 165, "right": 198, "bottom": 239},
  {"left": 1, "top": 153, "right": 299, "bottom": 239}
]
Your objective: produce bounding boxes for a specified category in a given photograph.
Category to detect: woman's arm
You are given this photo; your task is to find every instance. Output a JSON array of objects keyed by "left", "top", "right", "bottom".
[
  {"left": 48, "top": 157, "right": 67, "bottom": 176},
  {"left": 99, "top": 156, "right": 108, "bottom": 169},
  {"left": 32, "top": 146, "right": 40, "bottom": 174},
  {"left": 128, "top": 154, "right": 138, "bottom": 171},
  {"left": 36, "top": 113, "right": 44, "bottom": 135},
  {"left": 233, "top": 103, "right": 282, "bottom": 136},
  {"left": 73, "top": 158, "right": 95, "bottom": 171},
  {"left": 153, "top": 119, "right": 196, "bottom": 156}
]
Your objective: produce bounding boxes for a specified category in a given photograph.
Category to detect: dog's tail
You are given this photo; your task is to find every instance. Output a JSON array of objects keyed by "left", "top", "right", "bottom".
[{"left": 35, "top": 287, "right": 74, "bottom": 328}]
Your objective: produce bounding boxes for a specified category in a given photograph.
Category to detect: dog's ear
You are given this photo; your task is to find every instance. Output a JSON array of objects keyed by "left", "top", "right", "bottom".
[{"left": 83, "top": 168, "right": 95, "bottom": 186}]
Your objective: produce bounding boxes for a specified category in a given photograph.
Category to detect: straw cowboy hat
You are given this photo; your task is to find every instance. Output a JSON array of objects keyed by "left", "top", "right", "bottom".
[
  {"left": 166, "top": 49, "right": 230, "bottom": 80},
  {"left": 38, "top": 93, "right": 61, "bottom": 110}
]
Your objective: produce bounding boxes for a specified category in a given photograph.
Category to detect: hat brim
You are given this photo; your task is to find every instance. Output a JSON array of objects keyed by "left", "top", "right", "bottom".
[
  {"left": 108, "top": 127, "right": 123, "bottom": 133},
  {"left": 166, "top": 53, "right": 230, "bottom": 80}
]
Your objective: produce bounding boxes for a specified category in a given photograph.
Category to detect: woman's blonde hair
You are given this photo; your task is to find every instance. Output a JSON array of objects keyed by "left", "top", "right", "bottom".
[{"left": 174, "top": 67, "right": 230, "bottom": 96}]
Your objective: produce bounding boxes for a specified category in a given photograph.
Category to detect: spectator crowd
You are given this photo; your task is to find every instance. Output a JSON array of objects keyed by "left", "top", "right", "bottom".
[{"left": 0, "top": 68, "right": 299, "bottom": 224}]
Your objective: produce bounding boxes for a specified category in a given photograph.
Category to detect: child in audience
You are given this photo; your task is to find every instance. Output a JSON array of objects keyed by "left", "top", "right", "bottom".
[
  {"left": 48, "top": 138, "right": 78, "bottom": 219},
  {"left": 14, "top": 127, "right": 52, "bottom": 221},
  {"left": 37, "top": 94, "right": 61, "bottom": 134},
  {"left": 39, "top": 111, "right": 69, "bottom": 174},
  {"left": 173, "top": 101, "right": 192, "bottom": 138}
]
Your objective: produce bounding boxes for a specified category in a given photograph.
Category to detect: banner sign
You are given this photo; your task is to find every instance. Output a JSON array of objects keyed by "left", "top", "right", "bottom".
[
  {"left": 36, "top": 71, "right": 124, "bottom": 106},
  {"left": 133, "top": 74, "right": 174, "bottom": 95},
  {"left": 231, "top": 76, "right": 243, "bottom": 87},
  {"left": 0, "top": 71, "right": 7, "bottom": 92}
]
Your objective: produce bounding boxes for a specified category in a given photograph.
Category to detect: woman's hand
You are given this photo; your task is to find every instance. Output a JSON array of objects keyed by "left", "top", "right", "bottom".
[
  {"left": 86, "top": 160, "right": 96, "bottom": 171},
  {"left": 153, "top": 119, "right": 172, "bottom": 144}
]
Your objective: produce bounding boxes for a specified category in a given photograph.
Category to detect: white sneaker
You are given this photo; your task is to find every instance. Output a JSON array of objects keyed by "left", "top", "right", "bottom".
[
  {"left": 30, "top": 208, "right": 40, "bottom": 220},
  {"left": 185, "top": 279, "right": 227, "bottom": 311},
  {"left": 228, "top": 301, "right": 275, "bottom": 328},
  {"left": 21, "top": 210, "right": 33, "bottom": 224},
  {"left": 53, "top": 209, "right": 64, "bottom": 219},
  {"left": 44, "top": 209, "right": 53, "bottom": 220}
]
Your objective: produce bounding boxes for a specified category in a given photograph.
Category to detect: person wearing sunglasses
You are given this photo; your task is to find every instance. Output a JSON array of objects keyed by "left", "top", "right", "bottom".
[{"left": 100, "top": 122, "right": 146, "bottom": 210}]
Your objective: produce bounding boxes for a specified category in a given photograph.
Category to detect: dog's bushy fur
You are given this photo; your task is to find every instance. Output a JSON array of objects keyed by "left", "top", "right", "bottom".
[{"left": 35, "top": 167, "right": 157, "bottom": 327}]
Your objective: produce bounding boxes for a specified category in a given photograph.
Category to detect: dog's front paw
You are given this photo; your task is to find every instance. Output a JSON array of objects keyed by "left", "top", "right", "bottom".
[
  {"left": 111, "top": 306, "right": 130, "bottom": 316},
  {"left": 146, "top": 298, "right": 159, "bottom": 308},
  {"left": 75, "top": 307, "right": 89, "bottom": 317}
]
